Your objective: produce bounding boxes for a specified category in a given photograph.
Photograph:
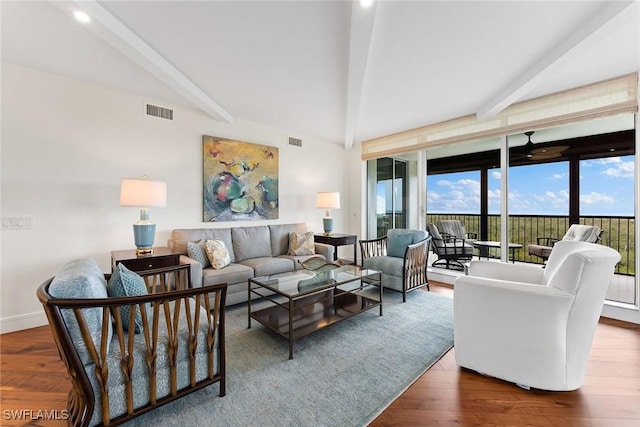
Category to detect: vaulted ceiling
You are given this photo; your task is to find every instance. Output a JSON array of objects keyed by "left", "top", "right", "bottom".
[{"left": 2, "top": 1, "right": 638, "bottom": 148}]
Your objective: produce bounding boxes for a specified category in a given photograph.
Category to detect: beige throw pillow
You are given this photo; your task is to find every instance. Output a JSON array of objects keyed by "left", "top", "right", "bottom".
[
  {"left": 288, "top": 232, "right": 315, "bottom": 256},
  {"left": 205, "top": 238, "right": 231, "bottom": 269}
]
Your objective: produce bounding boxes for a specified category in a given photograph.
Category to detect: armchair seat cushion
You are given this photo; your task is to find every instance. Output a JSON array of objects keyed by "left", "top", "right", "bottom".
[
  {"left": 441, "top": 241, "right": 474, "bottom": 256},
  {"left": 362, "top": 256, "right": 403, "bottom": 278}
]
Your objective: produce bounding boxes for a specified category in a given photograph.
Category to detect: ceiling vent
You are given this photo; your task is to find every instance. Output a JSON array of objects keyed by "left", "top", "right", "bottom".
[
  {"left": 288, "top": 137, "right": 302, "bottom": 147},
  {"left": 146, "top": 103, "right": 174, "bottom": 120}
]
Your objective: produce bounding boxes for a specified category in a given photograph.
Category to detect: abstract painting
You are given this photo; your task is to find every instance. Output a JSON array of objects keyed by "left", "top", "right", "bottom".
[{"left": 203, "top": 135, "right": 279, "bottom": 221}]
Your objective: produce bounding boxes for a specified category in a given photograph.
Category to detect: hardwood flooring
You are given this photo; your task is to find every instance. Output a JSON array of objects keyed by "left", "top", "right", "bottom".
[{"left": 1, "top": 282, "right": 638, "bottom": 426}]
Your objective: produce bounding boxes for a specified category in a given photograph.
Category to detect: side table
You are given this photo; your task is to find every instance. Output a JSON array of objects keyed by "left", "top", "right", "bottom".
[
  {"left": 313, "top": 233, "right": 357, "bottom": 264},
  {"left": 111, "top": 247, "right": 180, "bottom": 272}
]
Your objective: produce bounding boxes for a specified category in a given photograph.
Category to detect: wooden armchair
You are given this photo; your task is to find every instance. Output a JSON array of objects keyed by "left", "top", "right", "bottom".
[
  {"left": 360, "top": 229, "right": 432, "bottom": 302},
  {"left": 37, "top": 261, "right": 227, "bottom": 427}
]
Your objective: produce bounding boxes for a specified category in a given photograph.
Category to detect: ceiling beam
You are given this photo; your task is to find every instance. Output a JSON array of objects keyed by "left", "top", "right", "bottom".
[
  {"left": 51, "top": 0, "right": 234, "bottom": 123},
  {"left": 344, "top": 1, "right": 378, "bottom": 149},
  {"left": 476, "top": 1, "right": 637, "bottom": 120}
]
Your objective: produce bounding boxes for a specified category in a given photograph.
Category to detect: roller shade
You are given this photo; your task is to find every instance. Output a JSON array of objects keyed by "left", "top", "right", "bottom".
[{"left": 362, "top": 73, "right": 638, "bottom": 160}]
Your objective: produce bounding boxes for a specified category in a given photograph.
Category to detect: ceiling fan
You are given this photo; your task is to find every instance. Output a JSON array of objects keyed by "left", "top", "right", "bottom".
[{"left": 512, "top": 131, "right": 569, "bottom": 160}]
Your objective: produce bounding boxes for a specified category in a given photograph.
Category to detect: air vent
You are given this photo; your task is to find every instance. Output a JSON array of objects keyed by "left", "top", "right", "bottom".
[
  {"left": 146, "top": 103, "right": 174, "bottom": 120},
  {"left": 288, "top": 137, "right": 302, "bottom": 147}
]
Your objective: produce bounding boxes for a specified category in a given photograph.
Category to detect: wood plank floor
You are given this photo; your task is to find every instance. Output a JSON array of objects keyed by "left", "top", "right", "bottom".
[{"left": 1, "top": 282, "right": 638, "bottom": 426}]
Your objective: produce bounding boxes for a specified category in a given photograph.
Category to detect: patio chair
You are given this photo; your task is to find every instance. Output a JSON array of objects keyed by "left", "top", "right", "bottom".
[
  {"left": 435, "top": 220, "right": 477, "bottom": 242},
  {"left": 527, "top": 224, "right": 603, "bottom": 263},
  {"left": 426, "top": 223, "right": 474, "bottom": 271}
]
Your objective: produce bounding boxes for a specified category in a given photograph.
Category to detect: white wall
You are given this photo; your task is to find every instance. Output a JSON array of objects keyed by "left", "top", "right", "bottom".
[{"left": 0, "top": 63, "right": 350, "bottom": 333}]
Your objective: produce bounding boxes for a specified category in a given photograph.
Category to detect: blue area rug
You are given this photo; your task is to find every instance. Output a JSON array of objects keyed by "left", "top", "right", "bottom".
[{"left": 125, "top": 289, "right": 453, "bottom": 427}]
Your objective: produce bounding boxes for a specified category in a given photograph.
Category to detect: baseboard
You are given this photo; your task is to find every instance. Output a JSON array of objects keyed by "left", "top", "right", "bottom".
[{"left": 0, "top": 311, "right": 48, "bottom": 334}]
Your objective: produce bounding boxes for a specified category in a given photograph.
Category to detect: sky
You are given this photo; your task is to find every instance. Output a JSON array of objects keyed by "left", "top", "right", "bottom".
[{"left": 425, "top": 155, "right": 635, "bottom": 216}]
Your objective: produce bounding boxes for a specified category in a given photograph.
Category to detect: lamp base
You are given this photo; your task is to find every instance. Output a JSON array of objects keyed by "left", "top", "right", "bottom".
[
  {"left": 322, "top": 217, "right": 334, "bottom": 235},
  {"left": 133, "top": 223, "right": 156, "bottom": 256}
]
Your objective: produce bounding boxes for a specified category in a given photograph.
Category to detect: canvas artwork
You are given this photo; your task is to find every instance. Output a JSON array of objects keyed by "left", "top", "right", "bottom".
[{"left": 203, "top": 135, "right": 279, "bottom": 221}]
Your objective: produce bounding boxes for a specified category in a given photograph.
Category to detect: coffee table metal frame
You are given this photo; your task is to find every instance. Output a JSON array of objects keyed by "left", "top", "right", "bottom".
[{"left": 248, "top": 265, "right": 382, "bottom": 359}]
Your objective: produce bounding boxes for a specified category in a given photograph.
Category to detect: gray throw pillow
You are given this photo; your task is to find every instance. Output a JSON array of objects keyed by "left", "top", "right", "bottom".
[{"left": 187, "top": 239, "right": 211, "bottom": 268}]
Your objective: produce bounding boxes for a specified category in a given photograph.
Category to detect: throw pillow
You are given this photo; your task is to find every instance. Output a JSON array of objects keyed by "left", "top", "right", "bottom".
[
  {"left": 107, "top": 263, "right": 149, "bottom": 333},
  {"left": 205, "top": 238, "right": 231, "bottom": 269},
  {"left": 187, "top": 239, "right": 211, "bottom": 268},
  {"left": 387, "top": 232, "right": 415, "bottom": 258},
  {"left": 288, "top": 231, "right": 315, "bottom": 256}
]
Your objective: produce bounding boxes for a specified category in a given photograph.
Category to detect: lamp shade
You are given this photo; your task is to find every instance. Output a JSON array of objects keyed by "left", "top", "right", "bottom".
[
  {"left": 316, "top": 192, "right": 340, "bottom": 210},
  {"left": 120, "top": 178, "right": 167, "bottom": 208}
]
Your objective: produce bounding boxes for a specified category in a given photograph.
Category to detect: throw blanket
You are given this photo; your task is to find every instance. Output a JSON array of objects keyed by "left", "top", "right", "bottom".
[{"left": 563, "top": 225, "right": 601, "bottom": 243}]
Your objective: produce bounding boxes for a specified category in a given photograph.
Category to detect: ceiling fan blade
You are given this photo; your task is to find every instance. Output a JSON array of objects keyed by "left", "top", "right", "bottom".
[
  {"left": 529, "top": 152, "right": 563, "bottom": 160},
  {"left": 530, "top": 145, "right": 569, "bottom": 155}
]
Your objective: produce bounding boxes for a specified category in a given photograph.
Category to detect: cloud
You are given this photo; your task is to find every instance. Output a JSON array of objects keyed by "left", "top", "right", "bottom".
[
  {"left": 428, "top": 178, "right": 481, "bottom": 212},
  {"left": 581, "top": 191, "right": 615, "bottom": 205},
  {"left": 550, "top": 173, "right": 567, "bottom": 180},
  {"left": 601, "top": 161, "right": 634, "bottom": 178},
  {"left": 491, "top": 171, "right": 501, "bottom": 179}
]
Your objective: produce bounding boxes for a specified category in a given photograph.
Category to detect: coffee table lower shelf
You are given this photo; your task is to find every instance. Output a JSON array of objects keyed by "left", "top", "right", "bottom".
[
  {"left": 252, "top": 289, "right": 378, "bottom": 335},
  {"left": 250, "top": 288, "right": 380, "bottom": 359}
]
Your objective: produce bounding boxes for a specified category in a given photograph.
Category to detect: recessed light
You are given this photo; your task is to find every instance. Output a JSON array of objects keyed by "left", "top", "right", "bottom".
[
  {"left": 360, "top": 0, "right": 374, "bottom": 8},
  {"left": 73, "top": 10, "right": 91, "bottom": 23}
]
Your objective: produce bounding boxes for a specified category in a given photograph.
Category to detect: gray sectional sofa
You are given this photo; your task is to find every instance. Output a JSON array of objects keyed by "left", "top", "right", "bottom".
[{"left": 167, "top": 223, "right": 334, "bottom": 305}]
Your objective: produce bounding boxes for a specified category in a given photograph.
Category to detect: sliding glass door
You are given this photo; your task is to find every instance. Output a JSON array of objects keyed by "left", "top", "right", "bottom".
[{"left": 367, "top": 157, "right": 409, "bottom": 238}]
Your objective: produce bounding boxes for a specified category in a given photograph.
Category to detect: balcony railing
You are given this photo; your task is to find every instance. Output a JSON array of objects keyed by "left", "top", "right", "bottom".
[{"left": 425, "top": 214, "right": 635, "bottom": 276}]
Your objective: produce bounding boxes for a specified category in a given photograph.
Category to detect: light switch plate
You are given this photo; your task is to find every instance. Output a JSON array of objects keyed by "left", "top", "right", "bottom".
[{"left": 2, "top": 217, "right": 33, "bottom": 230}]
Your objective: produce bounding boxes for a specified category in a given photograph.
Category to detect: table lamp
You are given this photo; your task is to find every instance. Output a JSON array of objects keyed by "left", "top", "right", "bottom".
[
  {"left": 317, "top": 192, "right": 340, "bottom": 235},
  {"left": 120, "top": 177, "right": 167, "bottom": 255}
]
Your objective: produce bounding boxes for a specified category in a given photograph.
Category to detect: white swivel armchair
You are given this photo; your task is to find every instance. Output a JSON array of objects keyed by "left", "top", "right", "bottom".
[{"left": 454, "top": 240, "right": 620, "bottom": 391}]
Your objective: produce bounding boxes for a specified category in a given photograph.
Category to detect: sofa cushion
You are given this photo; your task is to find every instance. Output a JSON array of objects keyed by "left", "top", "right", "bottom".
[
  {"left": 205, "top": 238, "right": 231, "bottom": 270},
  {"left": 232, "top": 226, "right": 272, "bottom": 261},
  {"left": 288, "top": 231, "right": 315, "bottom": 256},
  {"left": 107, "top": 264, "right": 149, "bottom": 333},
  {"left": 202, "top": 263, "right": 254, "bottom": 286},
  {"left": 239, "top": 257, "right": 294, "bottom": 277},
  {"left": 187, "top": 240, "right": 211, "bottom": 268},
  {"left": 269, "top": 223, "right": 307, "bottom": 256},
  {"left": 49, "top": 258, "right": 112, "bottom": 365},
  {"left": 387, "top": 231, "right": 414, "bottom": 258}
]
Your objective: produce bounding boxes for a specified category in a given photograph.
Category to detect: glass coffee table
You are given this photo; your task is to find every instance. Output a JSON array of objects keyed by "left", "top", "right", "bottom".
[{"left": 248, "top": 265, "right": 382, "bottom": 359}]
